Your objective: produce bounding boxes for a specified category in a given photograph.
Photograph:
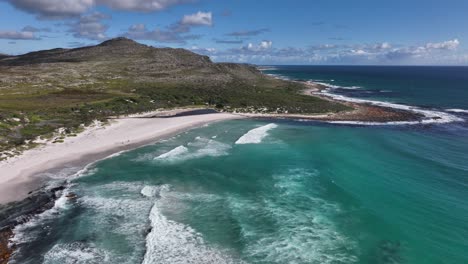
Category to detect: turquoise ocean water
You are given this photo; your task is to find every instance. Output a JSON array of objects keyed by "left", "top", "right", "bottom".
[{"left": 10, "top": 66, "right": 468, "bottom": 264}]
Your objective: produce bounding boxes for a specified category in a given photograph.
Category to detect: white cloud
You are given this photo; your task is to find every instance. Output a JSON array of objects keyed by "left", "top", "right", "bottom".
[
  {"left": 259, "top": 40, "right": 272, "bottom": 49},
  {"left": 194, "top": 39, "right": 464, "bottom": 65},
  {"left": 242, "top": 40, "right": 273, "bottom": 52},
  {"left": 124, "top": 22, "right": 201, "bottom": 43},
  {"left": 190, "top": 46, "right": 216, "bottom": 53},
  {"left": 374, "top": 42, "right": 391, "bottom": 50},
  {"left": 0, "top": 30, "right": 38, "bottom": 40},
  {"left": 181, "top": 11, "right": 212, "bottom": 26},
  {"left": 7, "top": 0, "right": 190, "bottom": 19},
  {"left": 123, "top": 10, "right": 211, "bottom": 43},
  {"left": 350, "top": 49, "right": 369, "bottom": 55},
  {"left": 68, "top": 12, "right": 110, "bottom": 41},
  {"left": 425, "top": 39, "right": 459, "bottom": 50},
  {"left": 7, "top": 0, "right": 94, "bottom": 19},
  {"left": 97, "top": 0, "right": 189, "bottom": 12}
]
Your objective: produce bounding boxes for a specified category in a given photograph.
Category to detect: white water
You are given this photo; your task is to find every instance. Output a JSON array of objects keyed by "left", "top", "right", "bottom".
[
  {"left": 227, "top": 169, "right": 357, "bottom": 264},
  {"left": 141, "top": 186, "right": 239, "bottom": 264},
  {"left": 151, "top": 137, "right": 231, "bottom": 163},
  {"left": 43, "top": 242, "right": 110, "bottom": 264},
  {"left": 153, "top": 146, "right": 189, "bottom": 161},
  {"left": 235, "top": 124, "right": 278, "bottom": 144},
  {"left": 315, "top": 85, "right": 464, "bottom": 125},
  {"left": 446, "top": 108, "right": 468, "bottom": 114},
  {"left": 10, "top": 187, "right": 71, "bottom": 245},
  {"left": 314, "top": 81, "right": 361, "bottom": 90}
]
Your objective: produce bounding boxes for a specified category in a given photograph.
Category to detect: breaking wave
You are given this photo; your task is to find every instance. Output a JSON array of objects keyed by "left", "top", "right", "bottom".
[
  {"left": 314, "top": 81, "right": 362, "bottom": 90},
  {"left": 154, "top": 146, "right": 189, "bottom": 161},
  {"left": 235, "top": 124, "right": 278, "bottom": 144},
  {"left": 151, "top": 137, "right": 231, "bottom": 163},
  {"left": 446, "top": 108, "right": 468, "bottom": 114},
  {"left": 141, "top": 185, "right": 240, "bottom": 264},
  {"left": 227, "top": 169, "right": 357, "bottom": 264},
  {"left": 314, "top": 83, "right": 464, "bottom": 125}
]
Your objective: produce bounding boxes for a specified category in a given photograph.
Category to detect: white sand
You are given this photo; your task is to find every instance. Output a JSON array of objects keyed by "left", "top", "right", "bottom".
[{"left": 0, "top": 113, "right": 241, "bottom": 204}]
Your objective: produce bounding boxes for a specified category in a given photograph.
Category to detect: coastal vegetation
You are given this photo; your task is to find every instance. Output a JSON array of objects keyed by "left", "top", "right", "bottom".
[{"left": 0, "top": 38, "right": 350, "bottom": 157}]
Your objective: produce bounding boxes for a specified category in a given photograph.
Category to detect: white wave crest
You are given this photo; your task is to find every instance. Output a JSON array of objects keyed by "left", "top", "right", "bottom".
[
  {"left": 314, "top": 81, "right": 361, "bottom": 90},
  {"left": 142, "top": 188, "right": 238, "bottom": 264},
  {"left": 235, "top": 124, "right": 278, "bottom": 144},
  {"left": 152, "top": 138, "right": 231, "bottom": 163},
  {"left": 318, "top": 90, "right": 464, "bottom": 125},
  {"left": 10, "top": 187, "right": 72, "bottom": 245},
  {"left": 154, "top": 146, "right": 189, "bottom": 161},
  {"left": 446, "top": 108, "right": 468, "bottom": 114}
]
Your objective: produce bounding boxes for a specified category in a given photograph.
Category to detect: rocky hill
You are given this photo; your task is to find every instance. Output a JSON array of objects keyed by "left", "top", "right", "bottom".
[{"left": 0, "top": 37, "right": 262, "bottom": 85}]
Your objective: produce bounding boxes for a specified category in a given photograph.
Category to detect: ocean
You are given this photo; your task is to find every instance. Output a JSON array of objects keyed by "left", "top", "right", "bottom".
[{"left": 9, "top": 66, "right": 468, "bottom": 264}]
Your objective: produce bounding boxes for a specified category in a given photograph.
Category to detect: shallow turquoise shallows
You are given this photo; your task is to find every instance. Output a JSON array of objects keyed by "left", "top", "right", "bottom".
[{"left": 10, "top": 66, "right": 468, "bottom": 264}]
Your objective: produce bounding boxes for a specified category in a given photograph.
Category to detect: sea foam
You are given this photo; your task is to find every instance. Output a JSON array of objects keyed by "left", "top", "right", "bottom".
[
  {"left": 43, "top": 242, "right": 110, "bottom": 264},
  {"left": 235, "top": 124, "right": 278, "bottom": 144},
  {"left": 142, "top": 186, "right": 238, "bottom": 264},
  {"left": 228, "top": 169, "right": 357, "bottom": 264},
  {"left": 153, "top": 146, "right": 189, "bottom": 161},
  {"left": 446, "top": 108, "right": 468, "bottom": 114},
  {"left": 316, "top": 87, "right": 464, "bottom": 125},
  {"left": 152, "top": 138, "right": 231, "bottom": 163}
]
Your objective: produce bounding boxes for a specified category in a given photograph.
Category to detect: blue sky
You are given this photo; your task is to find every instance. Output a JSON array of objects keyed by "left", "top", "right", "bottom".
[{"left": 0, "top": 0, "right": 467, "bottom": 65}]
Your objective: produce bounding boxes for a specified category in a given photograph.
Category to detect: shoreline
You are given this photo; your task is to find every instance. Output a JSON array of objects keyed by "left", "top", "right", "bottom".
[
  {"left": 1, "top": 76, "right": 462, "bottom": 206},
  {"left": 258, "top": 73, "right": 463, "bottom": 125},
  {"left": 0, "top": 111, "right": 243, "bottom": 205},
  {"left": 0, "top": 78, "right": 458, "bottom": 204}
]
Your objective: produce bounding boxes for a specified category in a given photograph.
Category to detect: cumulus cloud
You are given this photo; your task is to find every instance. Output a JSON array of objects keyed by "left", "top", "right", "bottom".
[
  {"left": 0, "top": 30, "right": 38, "bottom": 40},
  {"left": 374, "top": 42, "right": 391, "bottom": 50},
  {"left": 68, "top": 12, "right": 110, "bottom": 41},
  {"left": 259, "top": 40, "right": 272, "bottom": 49},
  {"left": 181, "top": 11, "right": 212, "bottom": 26},
  {"left": 425, "top": 39, "right": 459, "bottom": 50},
  {"left": 124, "top": 11, "right": 211, "bottom": 43},
  {"left": 240, "top": 40, "right": 273, "bottom": 52},
  {"left": 6, "top": 0, "right": 191, "bottom": 19},
  {"left": 97, "top": 0, "right": 190, "bottom": 12},
  {"left": 7, "top": 0, "right": 94, "bottom": 19},
  {"left": 190, "top": 46, "right": 216, "bottom": 53},
  {"left": 124, "top": 23, "right": 201, "bottom": 43},
  {"left": 226, "top": 28, "right": 269, "bottom": 37},
  {"left": 0, "top": 25, "right": 43, "bottom": 40},
  {"left": 191, "top": 39, "right": 463, "bottom": 65}
]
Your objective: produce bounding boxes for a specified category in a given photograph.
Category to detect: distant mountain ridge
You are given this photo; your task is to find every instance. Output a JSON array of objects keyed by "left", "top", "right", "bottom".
[{"left": 0, "top": 37, "right": 261, "bottom": 84}]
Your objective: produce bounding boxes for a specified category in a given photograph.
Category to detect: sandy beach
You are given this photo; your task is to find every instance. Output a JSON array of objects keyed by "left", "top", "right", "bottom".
[{"left": 0, "top": 112, "right": 241, "bottom": 204}]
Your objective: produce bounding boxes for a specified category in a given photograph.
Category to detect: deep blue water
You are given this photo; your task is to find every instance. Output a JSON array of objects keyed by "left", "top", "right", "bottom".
[{"left": 263, "top": 65, "right": 468, "bottom": 109}]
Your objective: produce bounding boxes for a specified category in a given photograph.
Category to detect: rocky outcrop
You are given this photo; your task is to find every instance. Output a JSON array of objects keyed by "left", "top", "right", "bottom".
[{"left": 0, "top": 185, "right": 67, "bottom": 263}]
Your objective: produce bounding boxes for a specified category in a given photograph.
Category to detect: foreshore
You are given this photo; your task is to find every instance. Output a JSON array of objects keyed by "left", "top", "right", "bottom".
[{"left": 0, "top": 111, "right": 242, "bottom": 205}]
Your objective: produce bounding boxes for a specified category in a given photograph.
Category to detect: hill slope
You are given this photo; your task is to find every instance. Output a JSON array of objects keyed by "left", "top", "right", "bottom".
[{"left": 0, "top": 38, "right": 349, "bottom": 155}]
